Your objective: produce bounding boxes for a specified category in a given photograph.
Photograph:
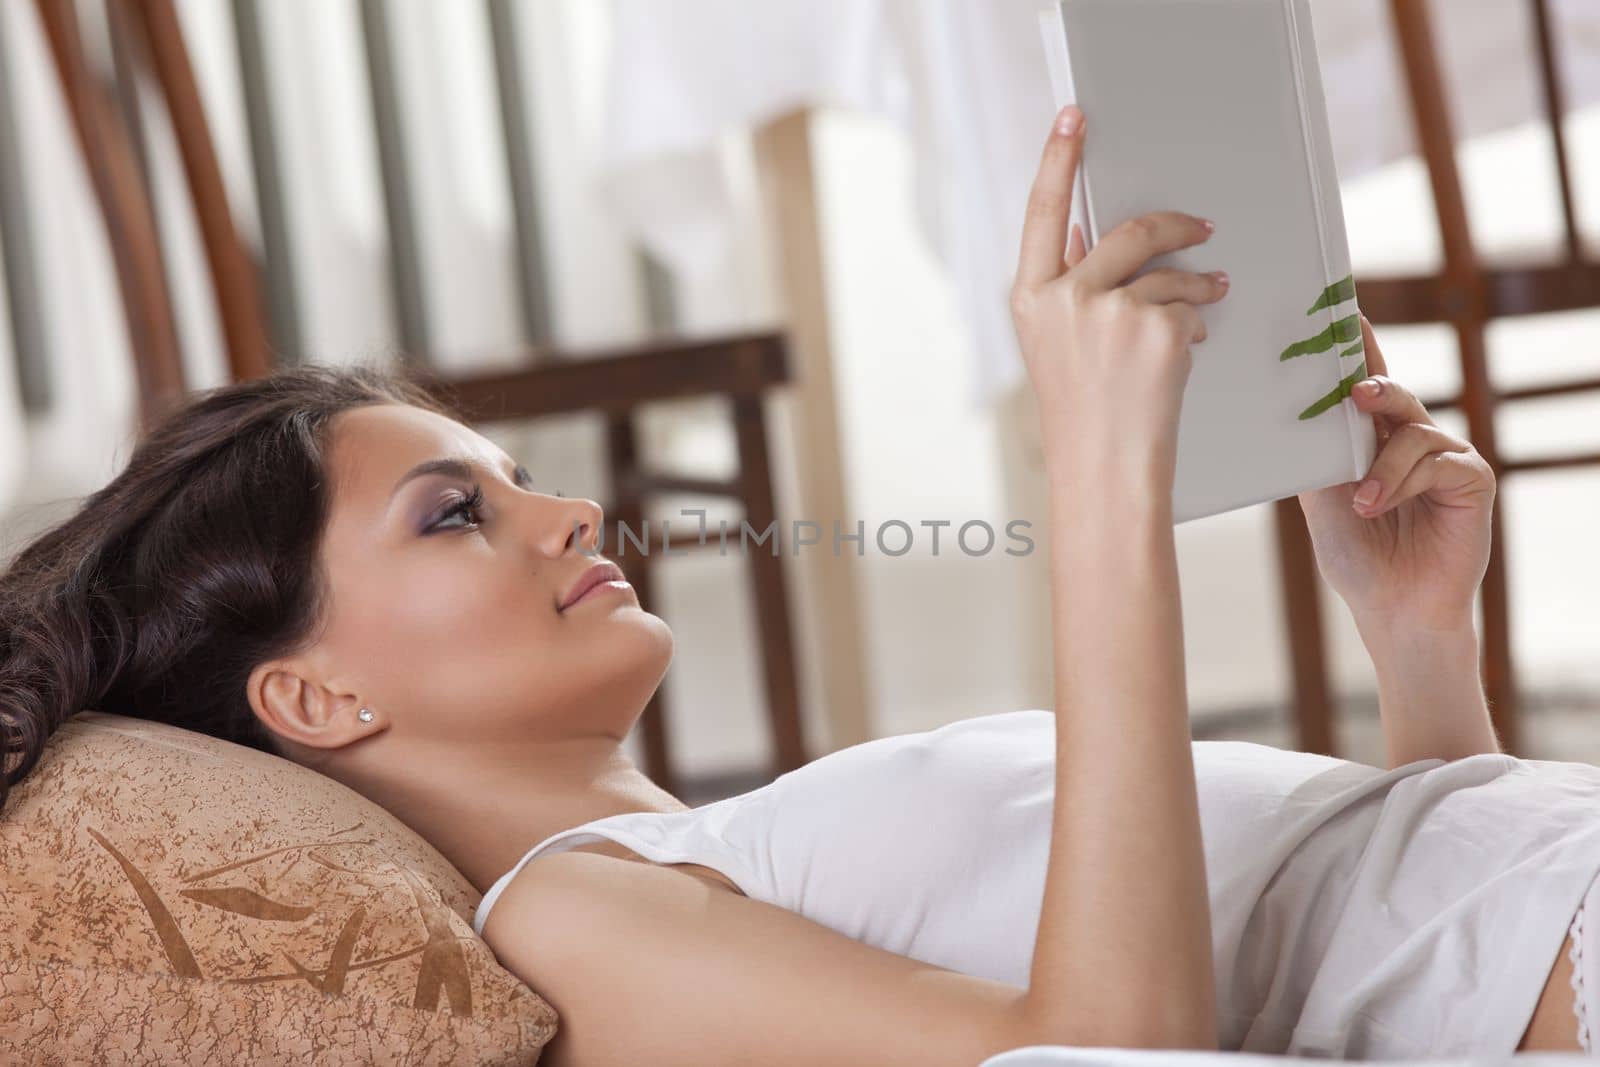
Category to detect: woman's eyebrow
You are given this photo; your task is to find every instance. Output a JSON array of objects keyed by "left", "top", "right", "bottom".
[
  {"left": 388, "top": 457, "right": 476, "bottom": 504},
  {"left": 387, "top": 456, "right": 534, "bottom": 505}
]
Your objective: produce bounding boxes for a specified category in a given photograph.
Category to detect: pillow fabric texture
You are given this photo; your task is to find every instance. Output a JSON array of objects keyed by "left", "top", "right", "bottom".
[{"left": 0, "top": 711, "right": 557, "bottom": 1065}]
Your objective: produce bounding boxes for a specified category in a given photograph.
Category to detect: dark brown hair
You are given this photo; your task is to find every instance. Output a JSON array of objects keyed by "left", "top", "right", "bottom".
[{"left": 0, "top": 361, "right": 458, "bottom": 814}]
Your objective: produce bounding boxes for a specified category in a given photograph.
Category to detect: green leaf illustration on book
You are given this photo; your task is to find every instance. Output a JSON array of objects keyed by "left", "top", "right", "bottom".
[
  {"left": 1304, "top": 274, "right": 1356, "bottom": 315},
  {"left": 1297, "top": 359, "right": 1367, "bottom": 421},
  {"left": 1279, "top": 312, "right": 1360, "bottom": 361},
  {"left": 1283, "top": 272, "right": 1365, "bottom": 421}
]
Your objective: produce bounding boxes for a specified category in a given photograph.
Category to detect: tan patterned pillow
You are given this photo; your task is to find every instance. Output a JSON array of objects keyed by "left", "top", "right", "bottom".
[{"left": 0, "top": 711, "right": 557, "bottom": 1065}]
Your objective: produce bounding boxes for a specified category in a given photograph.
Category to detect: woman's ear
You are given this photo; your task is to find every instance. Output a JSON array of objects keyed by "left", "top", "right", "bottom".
[{"left": 246, "top": 659, "right": 381, "bottom": 761}]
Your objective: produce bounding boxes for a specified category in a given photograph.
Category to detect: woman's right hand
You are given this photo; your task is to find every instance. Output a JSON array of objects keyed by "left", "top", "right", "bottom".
[{"left": 1008, "top": 104, "right": 1230, "bottom": 502}]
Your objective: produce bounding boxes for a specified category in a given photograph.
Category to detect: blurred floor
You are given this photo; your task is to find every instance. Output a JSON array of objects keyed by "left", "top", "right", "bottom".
[
  {"left": 655, "top": 525, "right": 1600, "bottom": 805},
  {"left": 676, "top": 693, "right": 1600, "bottom": 808},
  {"left": 1191, "top": 687, "right": 1600, "bottom": 768}
]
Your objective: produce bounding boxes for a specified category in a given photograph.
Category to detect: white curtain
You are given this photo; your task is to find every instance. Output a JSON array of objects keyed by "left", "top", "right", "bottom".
[{"left": 596, "top": 0, "right": 1600, "bottom": 409}]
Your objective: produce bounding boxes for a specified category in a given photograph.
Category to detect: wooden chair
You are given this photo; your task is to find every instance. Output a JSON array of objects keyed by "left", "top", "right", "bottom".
[
  {"left": 1274, "top": 0, "right": 1600, "bottom": 757},
  {"left": 35, "top": 0, "right": 809, "bottom": 799}
]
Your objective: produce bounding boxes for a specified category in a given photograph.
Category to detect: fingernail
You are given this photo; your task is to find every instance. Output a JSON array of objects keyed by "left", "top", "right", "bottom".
[
  {"left": 1358, "top": 377, "right": 1382, "bottom": 397},
  {"left": 1212, "top": 270, "right": 1229, "bottom": 287},
  {"left": 1352, "top": 479, "right": 1381, "bottom": 509},
  {"left": 1198, "top": 218, "right": 1216, "bottom": 233},
  {"left": 1055, "top": 106, "right": 1082, "bottom": 137}
]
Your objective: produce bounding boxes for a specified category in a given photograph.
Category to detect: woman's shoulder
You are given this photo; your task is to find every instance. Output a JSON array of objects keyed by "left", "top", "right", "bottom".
[{"left": 561, "top": 837, "right": 747, "bottom": 898}]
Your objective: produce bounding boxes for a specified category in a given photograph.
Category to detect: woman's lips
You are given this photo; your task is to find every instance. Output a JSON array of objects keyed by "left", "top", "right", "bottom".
[
  {"left": 559, "top": 560, "right": 630, "bottom": 611},
  {"left": 564, "top": 579, "right": 632, "bottom": 609}
]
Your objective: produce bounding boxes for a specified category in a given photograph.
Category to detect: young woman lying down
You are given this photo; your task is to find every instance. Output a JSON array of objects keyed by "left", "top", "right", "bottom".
[{"left": 3, "top": 103, "right": 1597, "bottom": 1067}]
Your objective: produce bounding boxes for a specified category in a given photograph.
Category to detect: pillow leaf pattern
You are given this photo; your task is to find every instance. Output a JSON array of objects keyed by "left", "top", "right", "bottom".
[
  {"left": 88, "top": 822, "right": 477, "bottom": 1014},
  {"left": 2, "top": 713, "right": 559, "bottom": 1061},
  {"left": 178, "top": 886, "right": 316, "bottom": 922}
]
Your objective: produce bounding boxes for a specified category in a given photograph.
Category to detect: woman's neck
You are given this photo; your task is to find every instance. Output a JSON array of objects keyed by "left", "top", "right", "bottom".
[{"left": 334, "top": 732, "right": 689, "bottom": 894}]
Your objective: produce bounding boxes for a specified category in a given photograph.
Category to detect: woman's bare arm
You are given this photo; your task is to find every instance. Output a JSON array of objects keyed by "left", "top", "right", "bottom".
[
  {"left": 1360, "top": 617, "right": 1500, "bottom": 767},
  {"left": 1008, "top": 105, "right": 1220, "bottom": 1047},
  {"left": 1021, "top": 476, "right": 1214, "bottom": 1046},
  {"left": 1298, "top": 316, "right": 1501, "bottom": 767},
  {"left": 483, "top": 850, "right": 1044, "bottom": 1067}
]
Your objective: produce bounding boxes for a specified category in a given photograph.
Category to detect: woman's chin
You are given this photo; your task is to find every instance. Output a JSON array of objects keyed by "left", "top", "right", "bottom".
[
  {"left": 640, "top": 610, "right": 675, "bottom": 656},
  {"left": 601, "top": 602, "right": 674, "bottom": 652},
  {"left": 559, "top": 595, "right": 674, "bottom": 679}
]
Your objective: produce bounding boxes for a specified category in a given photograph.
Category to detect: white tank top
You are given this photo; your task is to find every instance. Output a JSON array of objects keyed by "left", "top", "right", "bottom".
[{"left": 475, "top": 709, "right": 1600, "bottom": 1057}]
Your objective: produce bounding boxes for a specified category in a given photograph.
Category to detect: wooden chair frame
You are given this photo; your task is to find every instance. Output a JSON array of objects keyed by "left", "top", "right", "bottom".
[
  {"left": 1275, "top": 0, "right": 1600, "bottom": 757},
  {"left": 36, "top": 0, "right": 809, "bottom": 798}
]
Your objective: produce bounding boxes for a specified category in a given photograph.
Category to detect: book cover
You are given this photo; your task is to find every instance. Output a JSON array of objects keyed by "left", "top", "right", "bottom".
[{"left": 1037, "top": 0, "right": 1378, "bottom": 524}]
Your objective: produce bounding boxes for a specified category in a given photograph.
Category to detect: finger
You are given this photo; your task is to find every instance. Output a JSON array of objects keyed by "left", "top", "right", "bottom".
[
  {"left": 1365, "top": 450, "right": 1494, "bottom": 517},
  {"left": 1350, "top": 372, "right": 1435, "bottom": 429},
  {"left": 1015, "top": 106, "right": 1086, "bottom": 289},
  {"left": 1065, "top": 223, "right": 1087, "bottom": 269},
  {"left": 1070, "top": 211, "right": 1215, "bottom": 291},
  {"left": 1161, "top": 302, "right": 1207, "bottom": 345},
  {"left": 1358, "top": 314, "right": 1387, "bottom": 377},
  {"left": 1354, "top": 315, "right": 1393, "bottom": 448},
  {"left": 1123, "top": 267, "right": 1230, "bottom": 306},
  {"left": 1350, "top": 421, "right": 1472, "bottom": 514}
]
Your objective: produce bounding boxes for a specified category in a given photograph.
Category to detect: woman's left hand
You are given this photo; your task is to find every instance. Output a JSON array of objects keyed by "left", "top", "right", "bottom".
[{"left": 1299, "top": 314, "right": 1496, "bottom": 633}]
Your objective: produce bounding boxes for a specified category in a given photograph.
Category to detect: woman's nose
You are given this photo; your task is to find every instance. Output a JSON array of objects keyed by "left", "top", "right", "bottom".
[{"left": 538, "top": 495, "right": 603, "bottom": 558}]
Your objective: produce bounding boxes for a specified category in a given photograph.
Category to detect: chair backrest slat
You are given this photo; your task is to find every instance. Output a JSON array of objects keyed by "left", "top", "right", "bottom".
[
  {"left": 36, "top": 0, "right": 187, "bottom": 429},
  {"left": 123, "top": 0, "right": 271, "bottom": 383},
  {"left": 1528, "top": 0, "right": 1583, "bottom": 262},
  {"left": 231, "top": 0, "right": 304, "bottom": 365},
  {"left": 357, "top": 0, "right": 430, "bottom": 363},
  {"left": 485, "top": 0, "right": 554, "bottom": 349},
  {"left": 0, "top": 7, "right": 53, "bottom": 412}
]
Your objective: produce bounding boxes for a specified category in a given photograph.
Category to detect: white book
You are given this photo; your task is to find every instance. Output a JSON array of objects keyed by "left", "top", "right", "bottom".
[{"left": 1037, "top": 0, "right": 1377, "bottom": 524}]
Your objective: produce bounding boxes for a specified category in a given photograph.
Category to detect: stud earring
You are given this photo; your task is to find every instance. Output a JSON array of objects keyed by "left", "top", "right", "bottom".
[{"left": 357, "top": 707, "right": 374, "bottom": 723}]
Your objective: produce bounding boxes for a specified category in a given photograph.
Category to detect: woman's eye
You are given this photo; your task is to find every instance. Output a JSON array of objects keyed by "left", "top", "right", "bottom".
[{"left": 431, "top": 488, "right": 485, "bottom": 531}]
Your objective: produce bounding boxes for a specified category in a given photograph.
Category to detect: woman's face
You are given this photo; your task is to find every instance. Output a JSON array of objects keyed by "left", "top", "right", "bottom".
[{"left": 301, "top": 402, "right": 672, "bottom": 748}]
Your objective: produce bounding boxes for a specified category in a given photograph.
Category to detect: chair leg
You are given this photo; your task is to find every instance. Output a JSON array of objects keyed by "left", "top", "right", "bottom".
[
  {"left": 1272, "top": 498, "right": 1337, "bottom": 756},
  {"left": 732, "top": 395, "right": 808, "bottom": 778},
  {"left": 1454, "top": 326, "right": 1520, "bottom": 754},
  {"left": 605, "top": 413, "right": 678, "bottom": 797},
  {"left": 1387, "top": 0, "right": 1520, "bottom": 755},
  {"left": 1478, "top": 452, "right": 1521, "bottom": 754}
]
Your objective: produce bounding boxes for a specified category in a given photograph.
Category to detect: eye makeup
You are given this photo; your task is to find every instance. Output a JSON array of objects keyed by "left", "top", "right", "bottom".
[
  {"left": 410, "top": 459, "right": 540, "bottom": 534},
  {"left": 425, "top": 484, "right": 487, "bottom": 533}
]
